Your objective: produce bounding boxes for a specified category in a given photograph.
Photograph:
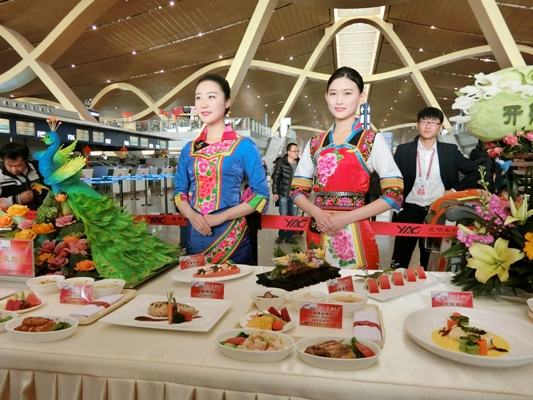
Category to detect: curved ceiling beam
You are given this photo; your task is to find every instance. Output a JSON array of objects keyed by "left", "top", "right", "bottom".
[{"left": 291, "top": 0, "right": 410, "bottom": 7}]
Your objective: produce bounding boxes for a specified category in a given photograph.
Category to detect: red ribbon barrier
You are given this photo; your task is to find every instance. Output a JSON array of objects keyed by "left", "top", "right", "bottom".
[{"left": 134, "top": 214, "right": 457, "bottom": 238}]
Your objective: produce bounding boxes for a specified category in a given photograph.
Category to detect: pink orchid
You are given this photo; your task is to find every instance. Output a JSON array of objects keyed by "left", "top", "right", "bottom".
[{"left": 55, "top": 215, "right": 76, "bottom": 227}]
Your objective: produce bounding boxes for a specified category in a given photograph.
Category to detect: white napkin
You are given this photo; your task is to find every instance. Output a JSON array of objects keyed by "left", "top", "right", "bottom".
[
  {"left": 352, "top": 309, "right": 382, "bottom": 342},
  {"left": 70, "top": 294, "right": 124, "bottom": 318}
]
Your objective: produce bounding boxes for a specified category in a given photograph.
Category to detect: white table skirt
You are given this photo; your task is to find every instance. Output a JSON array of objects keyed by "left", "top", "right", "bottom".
[{"left": 1, "top": 268, "right": 532, "bottom": 400}]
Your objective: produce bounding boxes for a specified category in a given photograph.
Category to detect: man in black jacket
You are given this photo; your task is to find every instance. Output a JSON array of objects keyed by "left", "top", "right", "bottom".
[
  {"left": 391, "top": 107, "right": 479, "bottom": 269},
  {"left": 0, "top": 142, "right": 47, "bottom": 210},
  {"left": 272, "top": 143, "right": 299, "bottom": 244}
]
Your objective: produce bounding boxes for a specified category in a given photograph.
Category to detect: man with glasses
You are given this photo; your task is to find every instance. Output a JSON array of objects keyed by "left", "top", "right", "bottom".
[
  {"left": 0, "top": 142, "right": 47, "bottom": 210},
  {"left": 272, "top": 143, "right": 299, "bottom": 244},
  {"left": 391, "top": 107, "right": 479, "bottom": 269}
]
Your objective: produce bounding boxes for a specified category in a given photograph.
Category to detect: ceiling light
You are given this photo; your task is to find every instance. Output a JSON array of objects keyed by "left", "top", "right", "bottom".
[
  {"left": 390, "top": 107, "right": 393, "bottom": 110},
  {"left": 289, "top": 56, "right": 293, "bottom": 60},
  {"left": 158, "top": 5, "right": 162, "bottom": 9},
  {"left": 170, "top": 1, "right": 174, "bottom": 4},
  {"left": 271, "top": 111, "right": 274, "bottom": 113},
  {"left": 160, "top": 69, "right": 164, "bottom": 73},
  {"left": 280, "top": 36, "right": 284, "bottom": 40},
  {"left": 308, "top": 104, "right": 310, "bottom": 106},
  {"left": 132, "top": 50, "right": 136, "bottom": 54},
  {"left": 92, "top": 25, "right": 97, "bottom": 30},
  {"left": 106, "top": 79, "right": 111, "bottom": 83},
  {"left": 219, "top": 55, "right": 222, "bottom": 59},
  {"left": 455, "top": 87, "right": 458, "bottom": 90},
  {"left": 115, "top": 107, "right": 117, "bottom": 109},
  {"left": 265, "top": 104, "right": 268, "bottom": 106},
  {"left": 247, "top": 85, "right": 250, "bottom": 88},
  {"left": 394, "top": 100, "right": 397, "bottom": 102},
  {"left": 10, "top": 94, "right": 14, "bottom": 98},
  {"left": 398, "top": 91, "right": 401, "bottom": 93},
  {"left": 198, "top": 32, "right": 203, "bottom": 36},
  {"left": 71, "top": 64, "right": 75, "bottom": 67},
  {"left": 314, "top": 110, "right": 316, "bottom": 113},
  {"left": 419, "top": 48, "right": 423, "bottom": 52},
  {"left": 305, "top": 95, "right": 307, "bottom": 98},
  {"left": 430, "top": 25, "right": 436, "bottom": 29},
  {"left": 257, "top": 96, "right": 260, "bottom": 98},
  {"left": 404, "top": 80, "right": 408, "bottom": 82}
]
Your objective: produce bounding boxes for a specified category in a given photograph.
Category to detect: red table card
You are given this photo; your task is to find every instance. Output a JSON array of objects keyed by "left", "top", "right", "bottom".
[
  {"left": 59, "top": 284, "right": 94, "bottom": 304},
  {"left": 326, "top": 276, "right": 354, "bottom": 293},
  {"left": 0, "top": 239, "right": 34, "bottom": 277},
  {"left": 180, "top": 254, "right": 206, "bottom": 270},
  {"left": 190, "top": 281, "right": 224, "bottom": 299},
  {"left": 431, "top": 291, "right": 473, "bottom": 308},
  {"left": 299, "top": 302, "right": 343, "bottom": 329}
]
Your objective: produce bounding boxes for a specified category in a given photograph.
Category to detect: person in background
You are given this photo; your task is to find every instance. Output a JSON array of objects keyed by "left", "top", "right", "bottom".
[
  {"left": 173, "top": 74, "right": 269, "bottom": 265},
  {"left": 0, "top": 142, "right": 47, "bottom": 210},
  {"left": 291, "top": 67, "right": 403, "bottom": 270},
  {"left": 262, "top": 160, "right": 268, "bottom": 176},
  {"left": 272, "top": 143, "right": 299, "bottom": 244},
  {"left": 469, "top": 139, "right": 495, "bottom": 192},
  {"left": 391, "top": 107, "right": 479, "bottom": 270}
]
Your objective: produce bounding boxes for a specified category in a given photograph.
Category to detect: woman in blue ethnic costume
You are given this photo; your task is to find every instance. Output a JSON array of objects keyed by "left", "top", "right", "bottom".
[
  {"left": 174, "top": 74, "right": 269, "bottom": 265},
  {"left": 292, "top": 67, "right": 403, "bottom": 270}
]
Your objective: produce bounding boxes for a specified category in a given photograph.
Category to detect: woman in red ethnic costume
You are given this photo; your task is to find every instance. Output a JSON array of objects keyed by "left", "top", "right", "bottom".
[{"left": 291, "top": 67, "right": 403, "bottom": 269}]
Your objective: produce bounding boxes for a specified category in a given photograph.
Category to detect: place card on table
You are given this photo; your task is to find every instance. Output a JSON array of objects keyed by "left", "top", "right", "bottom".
[
  {"left": 326, "top": 276, "right": 354, "bottom": 293},
  {"left": 0, "top": 239, "right": 35, "bottom": 278},
  {"left": 180, "top": 254, "right": 206, "bottom": 270},
  {"left": 190, "top": 281, "right": 224, "bottom": 299},
  {"left": 431, "top": 291, "right": 473, "bottom": 308},
  {"left": 299, "top": 302, "right": 343, "bottom": 329},
  {"left": 60, "top": 283, "right": 94, "bottom": 304},
  {"left": 70, "top": 294, "right": 124, "bottom": 318}
]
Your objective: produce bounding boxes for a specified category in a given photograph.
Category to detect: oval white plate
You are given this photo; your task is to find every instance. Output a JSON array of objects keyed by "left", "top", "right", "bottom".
[
  {"left": 0, "top": 296, "right": 45, "bottom": 314},
  {"left": 239, "top": 310, "right": 295, "bottom": 332},
  {"left": 216, "top": 329, "right": 294, "bottom": 363},
  {"left": 5, "top": 315, "right": 78, "bottom": 342},
  {"left": 404, "top": 306, "right": 533, "bottom": 368},
  {"left": 295, "top": 336, "right": 381, "bottom": 370},
  {"left": 171, "top": 264, "right": 255, "bottom": 283}
]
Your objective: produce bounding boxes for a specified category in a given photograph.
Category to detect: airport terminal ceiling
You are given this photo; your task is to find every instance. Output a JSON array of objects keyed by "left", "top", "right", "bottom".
[{"left": 0, "top": 0, "right": 532, "bottom": 149}]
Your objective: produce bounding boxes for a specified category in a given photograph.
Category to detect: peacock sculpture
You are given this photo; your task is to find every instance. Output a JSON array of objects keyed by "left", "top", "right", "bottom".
[{"left": 33, "top": 117, "right": 182, "bottom": 283}]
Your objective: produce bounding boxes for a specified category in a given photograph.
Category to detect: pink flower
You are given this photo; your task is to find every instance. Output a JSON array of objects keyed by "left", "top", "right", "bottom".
[
  {"left": 493, "top": 147, "right": 502, "bottom": 155},
  {"left": 18, "top": 220, "right": 34, "bottom": 230},
  {"left": 55, "top": 215, "right": 76, "bottom": 227},
  {"left": 516, "top": 130, "right": 524, "bottom": 137},
  {"left": 47, "top": 255, "right": 69, "bottom": 270},
  {"left": 503, "top": 134, "right": 518, "bottom": 145},
  {"left": 55, "top": 241, "right": 69, "bottom": 253},
  {"left": 526, "top": 132, "right": 533, "bottom": 142},
  {"left": 37, "top": 239, "right": 56, "bottom": 255}
]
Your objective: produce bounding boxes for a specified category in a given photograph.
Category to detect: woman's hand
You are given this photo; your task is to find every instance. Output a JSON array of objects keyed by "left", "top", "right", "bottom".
[
  {"left": 203, "top": 212, "right": 227, "bottom": 228},
  {"left": 189, "top": 213, "right": 212, "bottom": 236},
  {"left": 329, "top": 212, "right": 352, "bottom": 232},
  {"left": 313, "top": 209, "right": 338, "bottom": 237}
]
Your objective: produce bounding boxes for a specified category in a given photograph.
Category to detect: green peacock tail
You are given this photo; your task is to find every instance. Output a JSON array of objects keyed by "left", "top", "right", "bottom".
[{"left": 65, "top": 192, "right": 182, "bottom": 283}]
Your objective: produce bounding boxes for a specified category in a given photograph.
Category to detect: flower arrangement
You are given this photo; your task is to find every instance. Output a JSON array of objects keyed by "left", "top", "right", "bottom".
[
  {"left": 483, "top": 129, "right": 533, "bottom": 160},
  {"left": 442, "top": 169, "right": 533, "bottom": 296},
  {"left": 0, "top": 193, "right": 97, "bottom": 279}
]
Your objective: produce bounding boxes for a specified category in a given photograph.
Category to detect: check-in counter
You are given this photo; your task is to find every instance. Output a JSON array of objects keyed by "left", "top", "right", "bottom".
[
  {"left": 112, "top": 168, "right": 131, "bottom": 194},
  {"left": 131, "top": 168, "right": 150, "bottom": 192},
  {"left": 161, "top": 167, "right": 174, "bottom": 188}
]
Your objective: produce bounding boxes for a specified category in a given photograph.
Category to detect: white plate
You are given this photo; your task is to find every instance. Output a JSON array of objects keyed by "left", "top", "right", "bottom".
[
  {"left": 295, "top": 336, "right": 381, "bottom": 370},
  {"left": 171, "top": 264, "right": 255, "bottom": 283},
  {"left": 404, "top": 306, "right": 533, "bottom": 368},
  {"left": 216, "top": 329, "right": 295, "bottom": 363},
  {"left": 99, "top": 294, "right": 231, "bottom": 332},
  {"left": 353, "top": 270, "right": 448, "bottom": 302},
  {"left": 0, "top": 295, "right": 45, "bottom": 314},
  {"left": 239, "top": 309, "right": 295, "bottom": 332},
  {"left": 0, "top": 310, "right": 18, "bottom": 333},
  {"left": 4, "top": 315, "right": 78, "bottom": 342}
]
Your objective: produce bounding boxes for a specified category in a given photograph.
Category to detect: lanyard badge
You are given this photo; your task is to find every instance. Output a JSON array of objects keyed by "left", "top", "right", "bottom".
[{"left": 416, "top": 150, "right": 435, "bottom": 196}]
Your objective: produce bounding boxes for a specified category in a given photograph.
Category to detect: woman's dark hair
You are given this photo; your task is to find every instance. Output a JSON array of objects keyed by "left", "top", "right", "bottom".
[
  {"left": 326, "top": 67, "right": 364, "bottom": 93},
  {"left": 417, "top": 107, "right": 444, "bottom": 123},
  {"left": 0, "top": 142, "right": 30, "bottom": 161},
  {"left": 196, "top": 73, "right": 231, "bottom": 114}
]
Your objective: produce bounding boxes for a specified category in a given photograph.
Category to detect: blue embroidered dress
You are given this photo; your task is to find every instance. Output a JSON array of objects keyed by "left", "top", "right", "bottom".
[{"left": 174, "top": 125, "right": 269, "bottom": 264}]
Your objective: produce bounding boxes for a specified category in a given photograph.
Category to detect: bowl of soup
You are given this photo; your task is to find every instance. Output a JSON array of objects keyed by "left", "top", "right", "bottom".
[
  {"left": 26, "top": 275, "right": 65, "bottom": 295},
  {"left": 327, "top": 291, "right": 368, "bottom": 316},
  {"left": 93, "top": 279, "right": 125, "bottom": 298}
]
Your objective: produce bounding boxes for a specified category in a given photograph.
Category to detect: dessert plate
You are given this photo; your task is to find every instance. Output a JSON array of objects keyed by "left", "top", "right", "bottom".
[
  {"left": 0, "top": 296, "right": 45, "bottom": 314},
  {"left": 239, "top": 309, "right": 295, "bottom": 332},
  {"left": 171, "top": 264, "right": 255, "bottom": 283},
  {"left": 404, "top": 306, "right": 533, "bottom": 367}
]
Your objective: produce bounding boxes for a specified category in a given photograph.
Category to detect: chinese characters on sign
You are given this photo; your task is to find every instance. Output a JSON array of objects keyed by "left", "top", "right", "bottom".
[
  {"left": 431, "top": 291, "right": 473, "bottom": 308},
  {"left": 0, "top": 239, "right": 34, "bottom": 278},
  {"left": 190, "top": 281, "right": 224, "bottom": 299},
  {"left": 180, "top": 254, "right": 206, "bottom": 270},
  {"left": 299, "top": 302, "right": 343, "bottom": 329},
  {"left": 60, "top": 284, "right": 94, "bottom": 305},
  {"left": 326, "top": 276, "right": 354, "bottom": 293}
]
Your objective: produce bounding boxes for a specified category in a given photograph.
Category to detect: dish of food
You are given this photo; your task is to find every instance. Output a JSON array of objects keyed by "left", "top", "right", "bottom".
[
  {"left": 215, "top": 329, "right": 295, "bottom": 362},
  {"left": 404, "top": 307, "right": 533, "bottom": 367},
  {"left": 4, "top": 315, "right": 79, "bottom": 342},
  {"left": 100, "top": 294, "right": 231, "bottom": 332},
  {"left": 171, "top": 264, "right": 255, "bottom": 283},
  {"left": 0, "top": 292, "right": 45, "bottom": 314},
  {"left": 295, "top": 336, "right": 381, "bottom": 370},
  {"left": 0, "top": 311, "right": 17, "bottom": 333},
  {"left": 239, "top": 308, "right": 295, "bottom": 332}
]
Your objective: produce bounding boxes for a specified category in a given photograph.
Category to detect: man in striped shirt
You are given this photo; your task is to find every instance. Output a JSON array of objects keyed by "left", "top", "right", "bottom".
[{"left": 0, "top": 142, "right": 47, "bottom": 210}]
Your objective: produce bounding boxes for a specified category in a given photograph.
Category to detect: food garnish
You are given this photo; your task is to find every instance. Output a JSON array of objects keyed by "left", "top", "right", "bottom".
[{"left": 0, "top": 315, "right": 14, "bottom": 323}]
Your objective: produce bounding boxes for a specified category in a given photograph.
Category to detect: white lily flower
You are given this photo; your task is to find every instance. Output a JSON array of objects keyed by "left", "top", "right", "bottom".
[
  {"left": 474, "top": 72, "right": 501, "bottom": 86},
  {"left": 452, "top": 96, "right": 477, "bottom": 111},
  {"left": 449, "top": 115, "right": 471, "bottom": 123},
  {"left": 481, "top": 85, "right": 502, "bottom": 99},
  {"left": 504, "top": 197, "right": 533, "bottom": 225},
  {"left": 459, "top": 85, "right": 483, "bottom": 97}
]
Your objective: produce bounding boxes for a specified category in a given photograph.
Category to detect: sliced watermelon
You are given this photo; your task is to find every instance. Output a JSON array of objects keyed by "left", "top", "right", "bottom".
[
  {"left": 25, "top": 294, "right": 41, "bottom": 307},
  {"left": 280, "top": 307, "right": 291, "bottom": 323},
  {"left": 267, "top": 306, "right": 282, "bottom": 319},
  {"left": 5, "top": 299, "right": 14, "bottom": 311},
  {"left": 12, "top": 300, "right": 22, "bottom": 311}
]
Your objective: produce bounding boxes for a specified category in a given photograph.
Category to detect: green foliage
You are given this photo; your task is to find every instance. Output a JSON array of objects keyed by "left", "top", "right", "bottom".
[
  {"left": 58, "top": 222, "right": 85, "bottom": 239},
  {"left": 273, "top": 245, "right": 286, "bottom": 257},
  {"left": 35, "top": 191, "right": 60, "bottom": 223}
]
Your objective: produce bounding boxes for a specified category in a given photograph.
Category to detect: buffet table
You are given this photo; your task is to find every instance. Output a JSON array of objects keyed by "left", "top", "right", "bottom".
[{"left": 1, "top": 268, "right": 532, "bottom": 400}]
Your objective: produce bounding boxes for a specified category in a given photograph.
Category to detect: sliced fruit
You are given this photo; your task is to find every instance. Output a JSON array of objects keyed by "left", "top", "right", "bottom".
[
  {"left": 12, "top": 300, "right": 22, "bottom": 311},
  {"left": 5, "top": 299, "right": 14, "bottom": 311},
  {"left": 280, "top": 307, "right": 291, "bottom": 323},
  {"left": 25, "top": 294, "right": 41, "bottom": 307},
  {"left": 267, "top": 306, "right": 282, "bottom": 319}
]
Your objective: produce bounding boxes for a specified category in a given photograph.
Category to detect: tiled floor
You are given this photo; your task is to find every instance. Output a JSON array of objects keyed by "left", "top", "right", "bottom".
[{"left": 114, "top": 182, "right": 423, "bottom": 268}]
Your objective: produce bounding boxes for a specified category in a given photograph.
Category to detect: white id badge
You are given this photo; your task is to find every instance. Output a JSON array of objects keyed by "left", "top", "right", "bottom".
[{"left": 416, "top": 183, "right": 426, "bottom": 196}]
